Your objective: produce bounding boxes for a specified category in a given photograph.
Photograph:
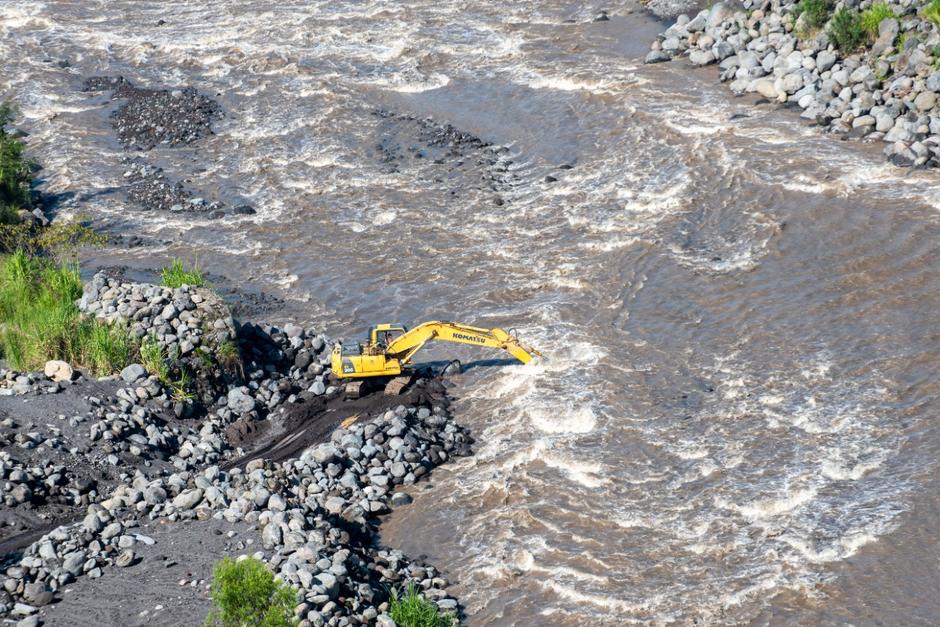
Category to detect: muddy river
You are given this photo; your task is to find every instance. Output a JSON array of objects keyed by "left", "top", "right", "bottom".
[{"left": 3, "top": 0, "right": 940, "bottom": 623}]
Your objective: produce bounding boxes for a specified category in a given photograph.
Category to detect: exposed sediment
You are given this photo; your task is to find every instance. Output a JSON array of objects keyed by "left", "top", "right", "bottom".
[
  {"left": 647, "top": 0, "right": 940, "bottom": 167},
  {"left": 82, "top": 76, "right": 222, "bottom": 150}
]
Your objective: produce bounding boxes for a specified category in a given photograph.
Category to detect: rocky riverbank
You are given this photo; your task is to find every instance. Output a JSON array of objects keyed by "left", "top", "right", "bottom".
[
  {"left": 0, "top": 271, "right": 466, "bottom": 626},
  {"left": 646, "top": 0, "right": 940, "bottom": 167}
]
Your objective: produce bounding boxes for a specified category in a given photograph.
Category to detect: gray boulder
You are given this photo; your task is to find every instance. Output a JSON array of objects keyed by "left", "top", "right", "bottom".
[
  {"left": 227, "top": 388, "right": 256, "bottom": 414},
  {"left": 120, "top": 363, "right": 146, "bottom": 383}
]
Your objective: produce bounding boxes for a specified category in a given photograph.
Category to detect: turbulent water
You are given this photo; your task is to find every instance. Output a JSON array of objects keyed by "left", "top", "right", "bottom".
[{"left": 4, "top": 1, "right": 940, "bottom": 624}]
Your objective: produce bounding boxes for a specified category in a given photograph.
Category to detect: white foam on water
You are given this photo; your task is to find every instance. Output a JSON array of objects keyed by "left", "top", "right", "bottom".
[
  {"left": 368, "top": 73, "right": 451, "bottom": 93},
  {"left": 521, "top": 73, "right": 642, "bottom": 94},
  {"left": 730, "top": 487, "right": 819, "bottom": 521},
  {"left": 540, "top": 452, "right": 607, "bottom": 487},
  {"left": 540, "top": 580, "right": 666, "bottom": 617},
  {"left": 529, "top": 405, "right": 596, "bottom": 434}
]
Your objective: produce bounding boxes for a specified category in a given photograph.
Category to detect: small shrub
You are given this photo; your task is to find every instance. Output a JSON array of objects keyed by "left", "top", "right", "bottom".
[
  {"left": 0, "top": 218, "right": 105, "bottom": 257},
  {"left": 925, "top": 0, "right": 940, "bottom": 26},
  {"left": 861, "top": 3, "right": 897, "bottom": 38},
  {"left": 389, "top": 584, "right": 456, "bottom": 627},
  {"left": 793, "top": 0, "right": 832, "bottom": 32},
  {"left": 830, "top": 7, "right": 866, "bottom": 52},
  {"left": 205, "top": 557, "right": 297, "bottom": 627},
  {"left": 0, "top": 100, "right": 32, "bottom": 223},
  {"left": 161, "top": 258, "right": 206, "bottom": 288}
]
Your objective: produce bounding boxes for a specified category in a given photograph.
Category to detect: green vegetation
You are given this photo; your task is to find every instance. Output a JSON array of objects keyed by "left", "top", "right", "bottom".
[
  {"left": 389, "top": 584, "right": 456, "bottom": 627},
  {"left": 205, "top": 557, "right": 297, "bottom": 627},
  {"left": 0, "top": 101, "right": 31, "bottom": 225},
  {"left": 0, "top": 250, "right": 131, "bottom": 373},
  {"left": 861, "top": 3, "right": 897, "bottom": 38},
  {"left": 792, "top": 0, "right": 832, "bottom": 34},
  {"left": 140, "top": 335, "right": 169, "bottom": 381},
  {"left": 196, "top": 346, "right": 215, "bottom": 370},
  {"left": 829, "top": 7, "right": 866, "bottom": 52},
  {"left": 925, "top": 0, "right": 940, "bottom": 26},
  {"left": 161, "top": 258, "right": 207, "bottom": 288},
  {"left": 139, "top": 335, "right": 195, "bottom": 401}
]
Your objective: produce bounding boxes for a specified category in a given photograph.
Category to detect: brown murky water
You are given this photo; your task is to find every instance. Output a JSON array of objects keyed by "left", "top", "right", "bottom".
[{"left": 3, "top": 1, "right": 940, "bottom": 623}]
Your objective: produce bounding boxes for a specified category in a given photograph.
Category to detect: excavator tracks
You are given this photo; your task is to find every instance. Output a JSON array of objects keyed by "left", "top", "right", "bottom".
[{"left": 384, "top": 375, "right": 413, "bottom": 396}]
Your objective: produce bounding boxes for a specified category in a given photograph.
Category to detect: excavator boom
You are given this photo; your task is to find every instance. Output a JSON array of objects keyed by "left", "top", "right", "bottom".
[
  {"left": 331, "top": 320, "right": 540, "bottom": 380},
  {"left": 386, "top": 321, "right": 540, "bottom": 366}
]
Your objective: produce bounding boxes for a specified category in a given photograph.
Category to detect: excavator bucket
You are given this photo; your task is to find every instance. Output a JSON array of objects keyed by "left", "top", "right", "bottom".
[{"left": 491, "top": 328, "right": 541, "bottom": 364}]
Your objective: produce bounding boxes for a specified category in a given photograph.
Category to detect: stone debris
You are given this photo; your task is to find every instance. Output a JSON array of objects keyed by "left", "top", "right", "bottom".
[
  {"left": 82, "top": 76, "right": 222, "bottom": 150},
  {"left": 647, "top": 0, "right": 940, "bottom": 167},
  {"left": 0, "top": 274, "right": 464, "bottom": 623}
]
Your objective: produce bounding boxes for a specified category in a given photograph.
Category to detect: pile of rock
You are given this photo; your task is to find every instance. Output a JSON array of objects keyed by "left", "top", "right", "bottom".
[
  {"left": 373, "top": 109, "right": 517, "bottom": 203},
  {"left": 121, "top": 158, "right": 253, "bottom": 217},
  {"left": 123, "top": 159, "right": 208, "bottom": 213},
  {"left": 80, "top": 272, "right": 236, "bottom": 355},
  {"left": 80, "top": 272, "right": 241, "bottom": 405},
  {"left": 82, "top": 76, "right": 222, "bottom": 150},
  {"left": 647, "top": 0, "right": 940, "bottom": 167},
  {"left": 2, "top": 379, "right": 466, "bottom": 625},
  {"left": 0, "top": 370, "right": 63, "bottom": 397},
  {"left": 0, "top": 453, "right": 88, "bottom": 509}
]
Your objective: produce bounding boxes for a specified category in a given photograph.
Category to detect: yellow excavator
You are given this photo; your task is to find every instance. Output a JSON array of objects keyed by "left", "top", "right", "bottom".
[{"left": 331, "top": 321, "right": 541, "bottom": 396}]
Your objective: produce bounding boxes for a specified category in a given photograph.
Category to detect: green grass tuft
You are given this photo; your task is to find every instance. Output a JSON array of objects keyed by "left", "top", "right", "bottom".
[
  {"left": 139, "top": 335, "right": 195, "bottom": 401},
  {"left": 161, "top": 258, "right": 207, "bottom": 289},
  {"left": 925, "top": 0, "right": 940, "bottom": 26},
  {"left": 205, "top": 557, "right": 297, "bottom": 627},
  {"left": 389, "top": 583, "right": 456, "bottom": 627},
  {"left": 140, "top": 335, "right": 169, "bottom": 381},
  {"left": 792, "top": 0, "right": 832, "bottom": 34},
  {"left": 829, "top": 7, "right": 866, "bottom": 52},
  {"left": 0, "top": 250, "right": 131, "bottom": 374},
  {"left": 861, "top": 3, "right": 897, "bottom": 38}
]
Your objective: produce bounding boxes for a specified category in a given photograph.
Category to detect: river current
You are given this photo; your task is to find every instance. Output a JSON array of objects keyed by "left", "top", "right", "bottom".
[{"left": 3, "top": 1, "right": 940, "bottom": 624}]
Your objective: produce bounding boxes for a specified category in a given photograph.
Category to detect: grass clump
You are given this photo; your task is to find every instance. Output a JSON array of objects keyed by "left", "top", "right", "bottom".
[
  {"left": 861, "top": 3, "right": 897, "bottom": 38},
  {"left": 0, "top": 101, "right": 32, "bottom": 225},
  {"left": 829, "top": 7, "right": 866, "bottom": 52},
  {"left": 205, "top": 557, "right": 297, "bottom": 627},
  {"left": 139, "top": 335, "right": 195, "bottom": 402},
  {"left": 140, "top": 335, "right": 169, "bottom": 381},
  {"left": 389, "top": 584, "right": 456, "bottom": 627},
  {"left": 0, "top": 250, "right": 130, "bottom": 374},
  {"left": 161, "top": 258, "right": 207, "bottom": 289},
  {"left": 925, "top": 0, "right": 940, "bottom": 26},
  {"left": 792, "top": 0, "right": 832, "bottom": 33}
]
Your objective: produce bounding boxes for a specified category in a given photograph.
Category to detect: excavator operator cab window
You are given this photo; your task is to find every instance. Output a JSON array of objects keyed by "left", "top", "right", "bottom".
[
  {"left": 374, "top": 326, "right": 406, "bottom": 349},
  {"left": 341, "top": 343, "right": 362, "bottom": 356}
]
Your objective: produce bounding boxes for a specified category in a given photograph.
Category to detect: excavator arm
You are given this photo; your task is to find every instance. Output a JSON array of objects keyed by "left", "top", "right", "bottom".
[
  {"left": 385, "top": 321, "right": 540, "bottom": 367},
  {"left": 331, "top": 320, "right": 540, "bottom": 383}
]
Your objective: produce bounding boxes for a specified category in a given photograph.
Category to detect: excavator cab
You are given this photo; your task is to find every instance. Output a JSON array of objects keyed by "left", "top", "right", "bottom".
[{"left": 369, "top": 323, "right": 408, "bottom": 350}]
